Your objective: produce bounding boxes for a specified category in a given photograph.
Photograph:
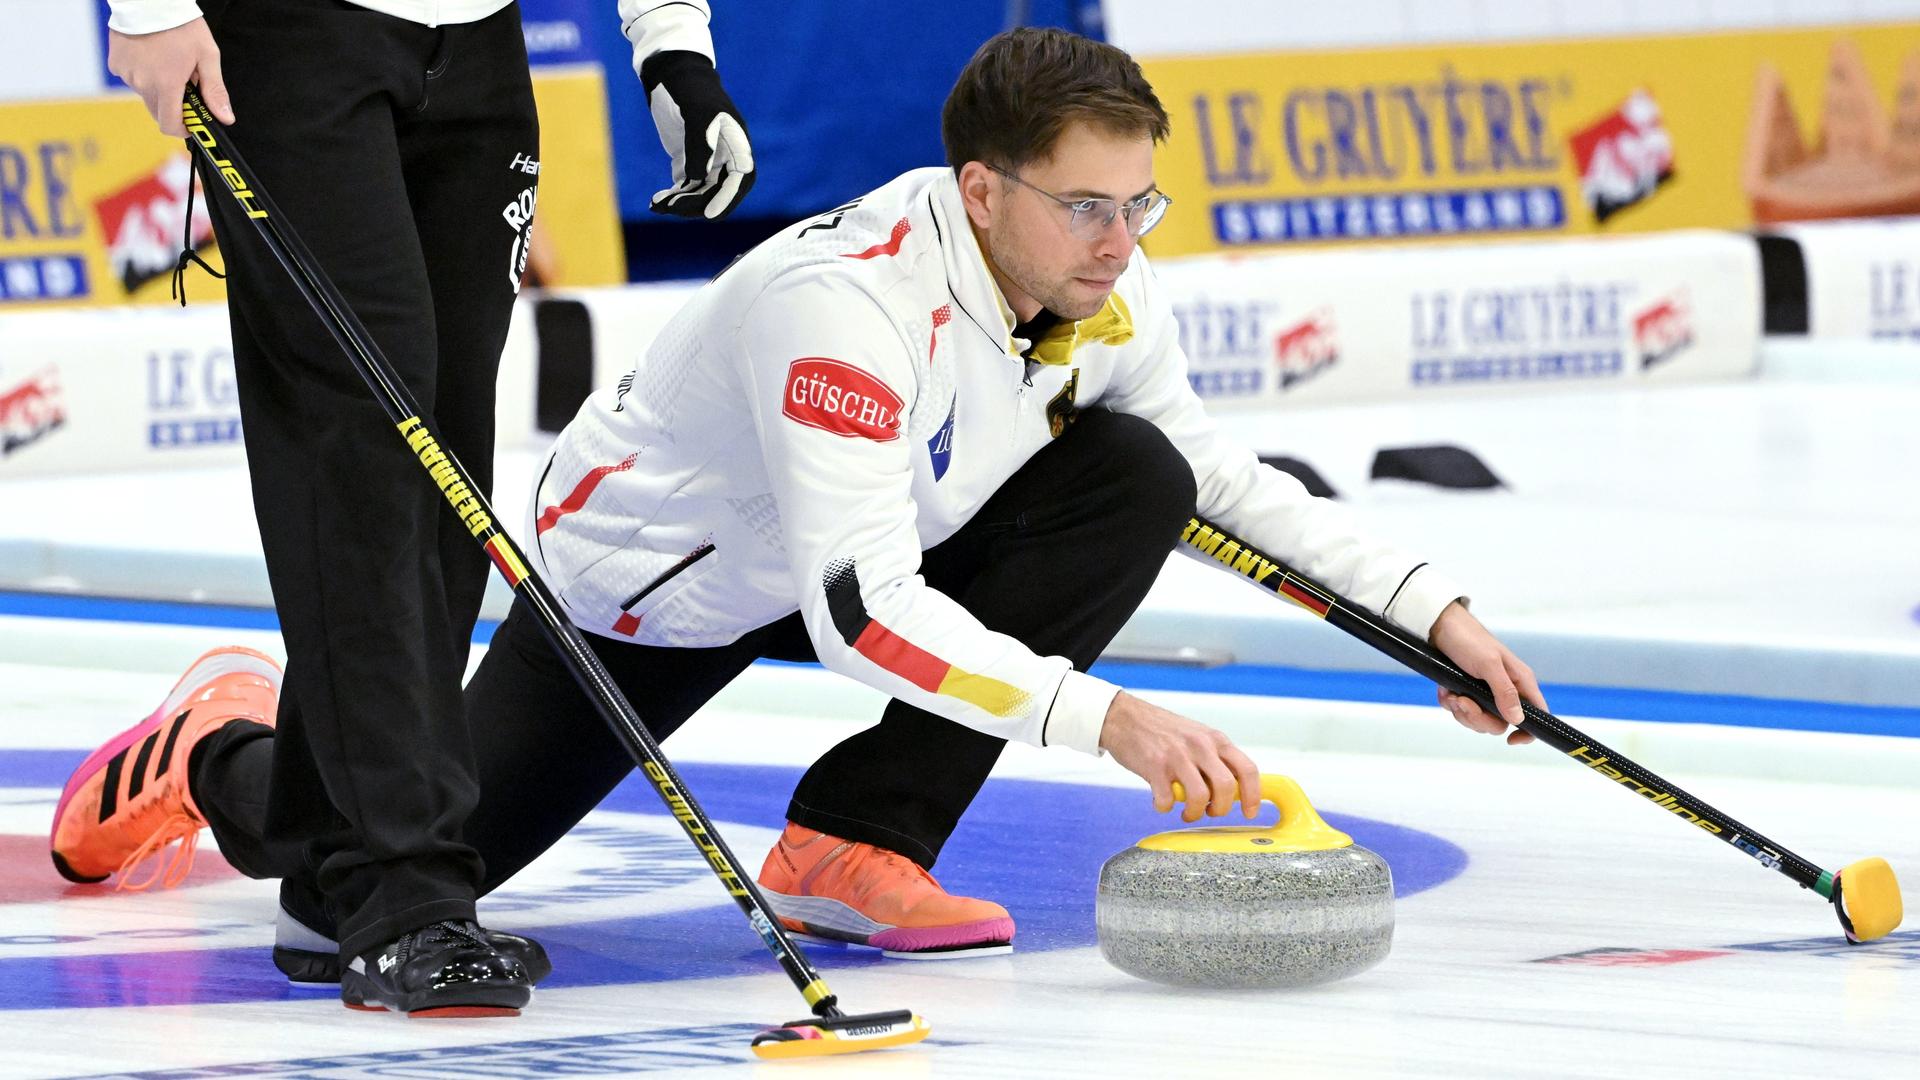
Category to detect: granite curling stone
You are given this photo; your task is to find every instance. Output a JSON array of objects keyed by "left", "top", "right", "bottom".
[{"left": 1096, "top": 774, "right": 1393, "bottom": 989}]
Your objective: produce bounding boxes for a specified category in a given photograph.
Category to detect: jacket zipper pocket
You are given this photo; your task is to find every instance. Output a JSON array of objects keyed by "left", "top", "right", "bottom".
[{"left": 618, "top": 542, "right": 716, "bottom": 615}]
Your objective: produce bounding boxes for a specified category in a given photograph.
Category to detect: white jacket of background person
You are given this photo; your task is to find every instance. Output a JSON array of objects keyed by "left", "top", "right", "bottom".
[
  {"left": 105, "top": 0, "right": 717, "bottom": 73},
  {"left": 529, "top": 166, "right": 1468, "bottom": 758}
]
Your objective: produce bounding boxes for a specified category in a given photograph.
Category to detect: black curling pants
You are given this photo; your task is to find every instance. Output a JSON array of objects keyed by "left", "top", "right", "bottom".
[
  {"left": 192, "top": 0, "right": 539, "bottom": 958},
  {"left": 195, "top": 410, "right": 1197, "bottom": 916}
]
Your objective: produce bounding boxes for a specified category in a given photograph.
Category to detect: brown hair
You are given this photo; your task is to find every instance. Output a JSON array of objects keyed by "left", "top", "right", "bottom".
[{"left": 942, "top": 28, "right": 1170, "bottom": 173}]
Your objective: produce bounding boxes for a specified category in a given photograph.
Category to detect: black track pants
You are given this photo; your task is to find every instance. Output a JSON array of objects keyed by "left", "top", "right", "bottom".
[
  {"left": 196, "top": 410, "right": 1196, "bottom": 917},
  {"left": 192, "top": 0, "right": 539, "bottom": 958}
]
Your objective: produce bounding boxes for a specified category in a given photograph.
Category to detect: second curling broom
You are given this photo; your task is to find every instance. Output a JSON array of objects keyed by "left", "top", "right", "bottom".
[
  {"left": 179, "top": 85, "right": 927, "bottom": 1060},
  {"left": 1178, "top": 515, "right": 1903, "bottom": 945}
]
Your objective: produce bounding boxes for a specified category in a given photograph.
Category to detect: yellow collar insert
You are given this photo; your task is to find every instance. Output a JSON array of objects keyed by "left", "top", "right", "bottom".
[{"left": 1024, "top": 292, "right": 1134, "bottom": 366}]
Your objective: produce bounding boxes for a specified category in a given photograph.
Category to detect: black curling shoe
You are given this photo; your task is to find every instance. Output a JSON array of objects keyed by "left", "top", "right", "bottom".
[
  {"left": 340, "top": 920, "right": 533, "bottom": 1017},
  {"left": 276, "top": 903, "right": 552, "bottom": 987}
]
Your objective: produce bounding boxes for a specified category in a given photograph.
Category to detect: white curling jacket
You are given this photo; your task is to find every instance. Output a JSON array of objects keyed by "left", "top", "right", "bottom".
[
  {"left": 105, "top": 0, "right": 714, "bottom": 79},
  {"left": 529, "top": 167, "right": 1468, "bottom": 756}
]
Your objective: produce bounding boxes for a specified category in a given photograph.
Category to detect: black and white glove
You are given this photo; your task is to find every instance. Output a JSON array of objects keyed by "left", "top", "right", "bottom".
[{"left": 640, "top": 51, "right": 755, "bottom": 220}]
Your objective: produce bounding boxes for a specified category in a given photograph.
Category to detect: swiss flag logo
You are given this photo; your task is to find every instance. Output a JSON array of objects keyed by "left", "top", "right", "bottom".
[{"left": 782, "top": 358, "right": 903, "bottom": 442}]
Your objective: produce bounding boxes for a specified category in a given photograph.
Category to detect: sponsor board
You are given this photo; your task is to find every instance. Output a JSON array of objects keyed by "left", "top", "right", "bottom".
[
  {"left": 1140, "top": 23, "right": 1920, "bottom": 258},
  {"left": 1633, "top": 291, "right": 1695, "bottom": 370},
  {"left": 1152, "top": 229, "right": 1757, "bottom": 408},
  {"left": 146, "top": 344, "right": 241, "bottom": 450},
  {"left": 1569, "top": 91, "right": 1675, "bottom": 225},
  {"left": 0, "top": 280, "right": 573, "bottom": 478},
  {"left": 0, "top": 305, "right": 244, "bottom": 477},
  {"left": 1274, "top": 307, "right": 1340, "bottom": 391},
  {"left": 1781, "top": 218, "right": 1920, "bottom": 342},
  {"left": 1170, "top": 297, "right": 1340, "bottom": 401},
  {"left": 1408, "top": 279, "right": 1630, "bottom": 388},
  {"left": 92, "top": 151, "right": 214, "bottom": 296},
  {"left": 524, "top": 67, "right": 626, "bottom": 288},
  {"left": 1172, "top": 294, "right": 1281, "bottom": 400},
  {"left": 0, "top": 367, "right": 65, "bottom": 461},
  {"left": 0, "top": 69, "right": 622, "bottom": 308}
]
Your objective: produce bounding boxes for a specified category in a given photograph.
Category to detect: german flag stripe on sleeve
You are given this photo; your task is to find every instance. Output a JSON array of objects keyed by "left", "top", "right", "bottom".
[{"left": 823, "top": 558, "right": 1032, "bottom": 718}]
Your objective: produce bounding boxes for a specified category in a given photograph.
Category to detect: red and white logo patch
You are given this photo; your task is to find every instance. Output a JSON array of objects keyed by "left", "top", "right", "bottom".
[
  {"left": 0, "top": 365, "right": 66, "bottom": 459},
  {"left": 92, "top": 154, "right": 213, "bottom": 295},
  {"left": 1273, "top": 308, "right": 1339, "bottom": 391},
  {"left": 1569, "top": 90, "right": 1675, "bottom": 224},
  {"left": 1632, "top": 291, "right": 1694, "bottom": 370},
  {"left": 782, "top": 358, "right": 903, "bottom": 442}
]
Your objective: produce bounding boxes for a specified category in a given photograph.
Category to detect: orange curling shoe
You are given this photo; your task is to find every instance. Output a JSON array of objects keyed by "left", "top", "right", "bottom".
[
  {"left": 757, "top": 822, "right": 1014, "bottom": 958},
  {"left": 50, "top": 646, "right": 280, "bottom": 889}
]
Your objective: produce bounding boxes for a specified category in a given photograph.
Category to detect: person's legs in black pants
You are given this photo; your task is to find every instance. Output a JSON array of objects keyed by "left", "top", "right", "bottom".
[
  {"left": 454, "top": 602, "right": 780, "bottom": 895},
  {"left": 784, "top": 409, "right": 1198, "bottom": 867},
  {"left": 195, "top": 0, "right": 535, "bottom": 963},
  {"left": 402, "top": 12, "right": 539, "bottom": 682},
  {"left": 193, "top": 410, "right": 1194, "bottom": 952},
  {"left": 188, "top": 590, "right": 765, "bottom": 981}
]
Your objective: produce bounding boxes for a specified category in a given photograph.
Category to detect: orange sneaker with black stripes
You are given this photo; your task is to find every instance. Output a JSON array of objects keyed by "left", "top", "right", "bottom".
[
  {"left": 757, "top": 822, "right": 1014, "bottom": 958},
  {"left": 50, "top": 646, "right": 280, "bottom": 889}
]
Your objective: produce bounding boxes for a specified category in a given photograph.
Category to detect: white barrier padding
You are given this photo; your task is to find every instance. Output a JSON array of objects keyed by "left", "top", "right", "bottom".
[
  {"left": 1, "top": 234, "right": 1764, "bottom": 477},
  {"left": 0, "top": 305, "right": 241, "bottom": 478},
  {"left": 1779, "top": 217, "right": 1920, "bottom": 342},
  {"left": 0, "top": 298, "right": 545, "bottom": 479},
  {"left": 1153, "top": 230, "right": 1762, "bottom": 408}
]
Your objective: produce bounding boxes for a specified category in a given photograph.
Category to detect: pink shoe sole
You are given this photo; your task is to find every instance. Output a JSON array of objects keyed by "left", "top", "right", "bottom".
[
  {"left": 869, "top": 917, "right": 1017, "bottom": 958},
  {"left": 775, "top": 895, "right": 1016, "bottom": 959}
]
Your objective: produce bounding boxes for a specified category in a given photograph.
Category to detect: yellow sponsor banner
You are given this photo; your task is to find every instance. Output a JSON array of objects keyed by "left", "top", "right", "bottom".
[
  {"left": 0, "top": 65, "right": 623, "bottom": 308},
  {"left": 1141, "top": 23, "right": 1920, "bottom": 258},
  {"left": 526, "top": 65, "right": 626, "bottom": 289}
]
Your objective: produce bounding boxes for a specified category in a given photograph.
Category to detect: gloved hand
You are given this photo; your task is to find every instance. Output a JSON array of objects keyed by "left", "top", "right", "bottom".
[{"left": 640, "top": 50, "right": 755, "bottom": 220}]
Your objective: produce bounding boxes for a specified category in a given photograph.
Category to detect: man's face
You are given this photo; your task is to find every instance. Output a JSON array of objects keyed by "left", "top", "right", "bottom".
[{"left": 971, "top": 122, "right": 1156, "bottom": 322}]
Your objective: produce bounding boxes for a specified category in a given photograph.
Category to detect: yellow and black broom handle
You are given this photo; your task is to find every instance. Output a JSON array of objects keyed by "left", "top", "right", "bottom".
[
  {"left": 1178, "top": 517, "right": 1847, "bottom": 905},
  {"left": 179, "top": 86, "right": 844, "bottom": 1017}
]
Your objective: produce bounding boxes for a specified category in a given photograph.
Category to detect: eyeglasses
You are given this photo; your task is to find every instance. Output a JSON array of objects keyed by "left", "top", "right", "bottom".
[{"left": 987, "top": 164, "right": 1172, "bottom": 241}]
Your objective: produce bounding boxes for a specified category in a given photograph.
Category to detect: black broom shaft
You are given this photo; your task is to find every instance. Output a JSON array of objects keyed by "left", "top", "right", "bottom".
[
  {"left": 180, "top": 88, "right": 841, "bottom": 1015},
  {"left": 1183, "top": 516, "right": 1833, "bottom": 895}
]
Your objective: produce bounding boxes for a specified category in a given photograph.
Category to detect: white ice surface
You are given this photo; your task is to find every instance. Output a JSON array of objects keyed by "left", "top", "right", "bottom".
[{"left": 2, "top": 623, "right": 1917, "bottom": 1079}]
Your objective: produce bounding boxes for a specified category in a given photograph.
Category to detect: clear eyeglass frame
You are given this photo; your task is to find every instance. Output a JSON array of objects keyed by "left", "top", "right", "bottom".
[{"left": 987, "top": 164, "right": 1172, "bottom": 241}]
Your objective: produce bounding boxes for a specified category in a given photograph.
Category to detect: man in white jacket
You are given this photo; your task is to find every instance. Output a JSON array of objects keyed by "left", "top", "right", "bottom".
[
  {"left": 55, "top": 0, "right": 752, "bottom": 1016},
  {"left": 62, "top": 26, "right": 1542, "bottom": 981},
  {"left": 483, "top": 25, "right": 1542, "bottom": 957}
]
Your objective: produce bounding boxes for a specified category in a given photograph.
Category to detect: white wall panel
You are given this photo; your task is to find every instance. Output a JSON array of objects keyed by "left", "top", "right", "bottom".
[
  {"left": 1106, "top": 0, "right": 1920, "bottom": 56},
  {"left": 0, "top": 0, "right": 105, "bottom": 102}
]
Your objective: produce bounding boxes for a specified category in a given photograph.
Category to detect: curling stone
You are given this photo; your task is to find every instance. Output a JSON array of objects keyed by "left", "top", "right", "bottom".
[{"left": 1096, "top": 774, "right": 1393, "bottom": 989}]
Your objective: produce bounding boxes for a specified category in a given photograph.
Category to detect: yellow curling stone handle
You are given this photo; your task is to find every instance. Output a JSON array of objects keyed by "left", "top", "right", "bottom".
[{"left": 1145, "top": 774, "right": 1354, "bottom": 854}]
